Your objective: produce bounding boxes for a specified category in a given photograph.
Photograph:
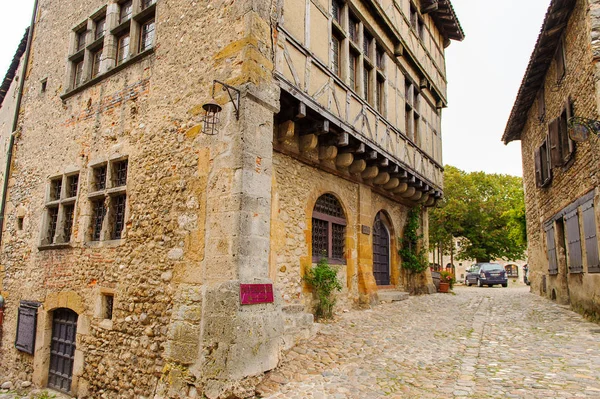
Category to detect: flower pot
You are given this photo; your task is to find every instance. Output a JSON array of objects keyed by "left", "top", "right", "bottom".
[{"left": 438, "top": 282, "right": 449, "bottom": 293}]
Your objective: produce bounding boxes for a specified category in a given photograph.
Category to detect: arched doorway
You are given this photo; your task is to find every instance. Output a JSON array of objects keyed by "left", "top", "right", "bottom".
[
  {"left": 48, "top": 308, "right": 78, "bottom": 393},
  {"left": 373, "top": 212, "right": 391, "bottom": 285}
]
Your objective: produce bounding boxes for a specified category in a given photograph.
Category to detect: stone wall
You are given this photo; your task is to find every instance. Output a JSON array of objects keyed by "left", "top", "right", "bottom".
[
  {"left": 520, "top": 0, "right": 600, "bottom": 317},
  {"left": 0, "top": 0, "right": 285, "bottom": 397},
  {"left": 271, "top": 150, "right": 434, "bottom": 310}
]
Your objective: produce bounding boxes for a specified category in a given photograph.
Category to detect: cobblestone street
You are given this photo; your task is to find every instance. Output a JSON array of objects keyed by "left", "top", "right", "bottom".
[{"left": 257, "top": 286, "right": 600, "bottom": 399}]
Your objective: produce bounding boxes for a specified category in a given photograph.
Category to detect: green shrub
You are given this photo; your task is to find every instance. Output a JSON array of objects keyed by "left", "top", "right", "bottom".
[
  {"left": 399, "top": 207, "right": 428, "bottom": 274},
  {"left": 303, "top": 257, "right": 342, "bottom": 320}
]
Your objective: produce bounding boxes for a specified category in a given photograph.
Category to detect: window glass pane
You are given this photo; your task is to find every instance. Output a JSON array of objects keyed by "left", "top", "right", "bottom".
[
  {"left": 47, "top": 207, "right": 59, "bottom": 242},
  {"left": 312, "top": 218, "right": 328, "bottom": 258},
  {"left": 92, "top": 49, "right": 103, "bottom": 78},
  {"left": 349, "top": 15, "right": 359, "bottom": 42},
  {"left": 76, "top": 31, "right": 86, "bottom": 52},
  {"left": 95, "top": 18, "right": 106, "bottom": 41},
  {"left": 73, "top": 61, "right": 84, "bottom": 88},
  {"left": 63, "top": 205, "right": 75, "bottom": 241},
  {"left": 332, "top": 0, "right": 342, "bottom": 23},
  {"left": 349, "top": 52, "right": 356, "bottom": 90},
  {"left": 142, "top": 0, "right": 156, "bottom": 9},
  {"left": 363, "top": 31, "right": 371, "bottom": 57},
  {"left": 117, "top": 34, "right": 130, "bottom": 65},
  {"left": 92, "top": 200, "right": 106, "bottom": 241},
  {"left": 332, "top": 35, "right": 340, "bottom": 75},
  {"left": 140, "top": 19, "right": 155, "bottom": 52},
  {"left": 67, "top": 175, "right": 79, "bottom": 198},
  {"left": 332, "top": 223, "right": 345, "bottom": 259},
  {"left": 120, "top": 0, "right": 133, "bottom": 23},
  {"left": 94, "top": 165, "right": 107, "bottom": 191},
  {"left": 112, "top": 194, "right": 127, "bottom": 239},
  {"left": 50, "top": 179, "right": 62, "bottom": 201}
]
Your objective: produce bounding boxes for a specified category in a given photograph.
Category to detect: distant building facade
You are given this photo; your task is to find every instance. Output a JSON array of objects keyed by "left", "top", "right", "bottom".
[
  {"left": 0, "top": 0, "right": 462, "bottom": 397},
  {"left": 503, "top": 0, "right": 600, "bottom": 317}
]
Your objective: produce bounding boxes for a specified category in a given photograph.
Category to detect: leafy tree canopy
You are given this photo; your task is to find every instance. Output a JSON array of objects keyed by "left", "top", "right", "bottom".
[{"left": 429, "top": 165, "right": 526, "bottom": 263}]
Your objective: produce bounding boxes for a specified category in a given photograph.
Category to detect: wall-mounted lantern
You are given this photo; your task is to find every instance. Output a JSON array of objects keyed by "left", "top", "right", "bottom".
[
  {"left": 201, "top": 80, "right": 241, "bottom": 135},
  {"left": 568, "top": 117, "right": 600, "bottom": 142}
]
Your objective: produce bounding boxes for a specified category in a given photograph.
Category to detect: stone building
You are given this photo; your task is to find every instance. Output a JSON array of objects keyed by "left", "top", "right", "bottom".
[
  {"left": 503, "top": 0, "right": 600, "bottom": 318},
  {"left": 0, "top": 0, "right": 463, "bottom": 397}
]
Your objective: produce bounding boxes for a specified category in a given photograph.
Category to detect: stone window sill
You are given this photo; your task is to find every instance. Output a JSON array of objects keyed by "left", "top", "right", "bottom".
[
  {"left": 61, "top": 47, "right": 154, "bottom": 101},
  {"left": 85, "top": 239, "right": 125, "bottom": 248},
  {"left": 38, "top": 243, "right": 72, "bottom": 251}
]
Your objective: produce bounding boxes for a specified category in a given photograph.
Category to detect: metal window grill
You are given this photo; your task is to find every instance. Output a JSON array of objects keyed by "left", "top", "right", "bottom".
[
  {"left": 92, "top": 200, "right": 106, "bottom": 241},
  {"left": 67, "top": 175, "right": 79, "bottom": 198},
  {"left": 47, "top": 207, "right": 59, "bottom": 242},
  {"left": 332, "top": 223, "right": 345, "bottom": 260},
  {"left": 94, "top": 165, "right": 107, "bottom": 191},
  {"left": 51, "top": 179, "right": 62, "bottom": 201},
  {"left": 114, "top": 160, "right": 128, "bottom": 187},
  {"left": 314, "top": 194, "right": 344, "bottom": 218},
  {"left": 112, "top": 195, "right": 126, "bottom": 239},
  {"left": 332, "top": 0, "right": 342, "bottom": 22},
  {"left": 63, "top": 205, "right": 75, "bottom": 241},
  {"left": 312, "top": 218, "right": 328, "bottom": 258}
]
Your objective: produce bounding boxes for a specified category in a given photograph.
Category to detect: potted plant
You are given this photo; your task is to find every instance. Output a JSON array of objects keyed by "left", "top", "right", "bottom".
[{"left": 439, "top": 271, "right": 455, "bottom": 293}]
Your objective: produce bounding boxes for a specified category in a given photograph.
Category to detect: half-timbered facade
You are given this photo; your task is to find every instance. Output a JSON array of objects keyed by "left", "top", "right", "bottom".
[
  {"left": 503, "top": 0, "right": 600, "bottom": 320},
  {"left": 0, "top": 0, "right": 462, "bottom": 397}
]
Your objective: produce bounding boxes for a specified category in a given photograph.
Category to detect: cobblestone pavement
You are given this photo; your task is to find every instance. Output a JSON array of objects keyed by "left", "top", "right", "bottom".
[{"left": 256, "top": 286, "right": 600, "bottom": 399}]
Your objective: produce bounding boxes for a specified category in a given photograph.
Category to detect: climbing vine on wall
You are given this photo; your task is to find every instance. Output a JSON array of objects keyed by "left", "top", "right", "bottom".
[{"left": 399, "top": 207, "right": 428, "bottom": 273}]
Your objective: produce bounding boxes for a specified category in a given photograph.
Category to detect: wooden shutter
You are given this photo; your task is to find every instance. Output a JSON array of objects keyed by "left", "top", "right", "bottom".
[
  {"left": 15, "top": 301, "right": 41, "bottom": 355},
  {"left": 548, "top": 119, "right": 561, "bottom": 167},
  {"left": 563, "top": 97, "right": 575, "bottom": 161},
  {"left": 556, "top": 40, "right": 566, "bottom": 81},
  {"left": 537, "top": 87, "right": 545, "bottom": 121},
  {"left": 546, "top": 224, "right": 558, "bottom": 274},
  {"left": 582, "top": 199, "right": 600, "bottom": 273},
  {"left": 534, "top": 148, "right": 542, "bottom": 187},
  {"left": 565, "top": 209, "right": 583, "bottom": 273}
]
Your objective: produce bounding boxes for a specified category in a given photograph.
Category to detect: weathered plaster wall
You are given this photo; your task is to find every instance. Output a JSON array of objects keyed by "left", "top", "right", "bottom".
[{"left": 520, "top": 0, "right": 600, "bottom": 317}]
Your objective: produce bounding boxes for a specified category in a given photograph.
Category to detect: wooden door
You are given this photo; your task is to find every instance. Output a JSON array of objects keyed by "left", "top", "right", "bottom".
[
  {"left": 48, "top": 308, "right": 78, "bottom": 393},
  {"left": 373, "top": 213, "right": 390, "bottom": 285}
]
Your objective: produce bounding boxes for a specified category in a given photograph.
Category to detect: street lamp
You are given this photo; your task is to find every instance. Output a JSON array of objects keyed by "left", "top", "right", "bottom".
[{"left": 201, "top": 80, "right": 241, "bottom": 135}]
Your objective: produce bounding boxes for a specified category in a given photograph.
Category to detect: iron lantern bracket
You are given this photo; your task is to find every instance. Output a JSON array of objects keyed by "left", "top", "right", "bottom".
[{"left": 212, "top": 80, "right": 240, "bottom": 120}]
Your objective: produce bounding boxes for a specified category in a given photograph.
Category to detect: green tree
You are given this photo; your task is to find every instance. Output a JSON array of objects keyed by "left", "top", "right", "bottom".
[{"left": 429, "top": 165, "right": 526, "bottom": 263}]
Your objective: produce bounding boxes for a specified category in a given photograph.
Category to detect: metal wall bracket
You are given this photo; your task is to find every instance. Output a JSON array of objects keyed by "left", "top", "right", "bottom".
[{"left": 212, "top": 80, "right": 240, "bottom": 120}]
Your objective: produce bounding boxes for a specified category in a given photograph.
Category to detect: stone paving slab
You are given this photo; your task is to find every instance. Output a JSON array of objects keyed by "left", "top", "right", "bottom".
[{"left": 256, "top": 286, "right": 600, "bottom": 398}]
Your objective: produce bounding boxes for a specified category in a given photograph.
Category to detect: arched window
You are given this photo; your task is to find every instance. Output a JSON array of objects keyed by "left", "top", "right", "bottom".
[
  {"left": 312, "top": 194, "right": 346, "bottom": 263},
  {"left": 505, "top": 264, "right": 519, "bottom": 277}
]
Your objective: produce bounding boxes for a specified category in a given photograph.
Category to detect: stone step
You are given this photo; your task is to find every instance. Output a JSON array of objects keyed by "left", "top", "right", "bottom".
[
  {"left": 282, "top": 304, "right": 305, "bottom": 314},
  {"left": 377, "top": 290, "right": 409, "bottom": 302}
]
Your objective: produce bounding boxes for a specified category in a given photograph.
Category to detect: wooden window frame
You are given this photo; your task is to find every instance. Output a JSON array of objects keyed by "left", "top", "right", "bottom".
[
  {"left": 555, "top": 38, "right": 566, "bottom": 83},
  {"left": 534, "top": 138, "right": 552, "bottom": 187}
]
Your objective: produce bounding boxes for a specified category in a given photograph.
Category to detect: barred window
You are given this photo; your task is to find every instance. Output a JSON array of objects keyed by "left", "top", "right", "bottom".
[
  {"left": 312, "top": 194, "right": 346, "bottom": 263},
  {"left": 332, "top": 35, "right": 341, "bottom": 75},
  {"left": 88, "top": 158, "right": 129, "bottom": 242},
  {"left": 66, "top": 2, "right": 157, "bottom": 94},
  {"left": 41, "top": 172, "right": 80, "bottom": 247}
]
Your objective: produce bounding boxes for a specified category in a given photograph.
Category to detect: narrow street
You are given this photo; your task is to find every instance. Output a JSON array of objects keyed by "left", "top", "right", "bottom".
[{"left": 257, "top": 287, "right": 600, "bottom": 399}]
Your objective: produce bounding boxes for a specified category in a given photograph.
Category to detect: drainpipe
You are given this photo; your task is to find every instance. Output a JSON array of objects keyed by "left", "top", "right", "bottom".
[{"left": 0, "top": 0, "right": 39, "bottom": 247}]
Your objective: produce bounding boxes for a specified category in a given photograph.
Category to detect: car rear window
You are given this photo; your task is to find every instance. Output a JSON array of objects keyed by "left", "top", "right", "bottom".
[{"left": 480, "top": 263, "right": 503, "bottom": 271}]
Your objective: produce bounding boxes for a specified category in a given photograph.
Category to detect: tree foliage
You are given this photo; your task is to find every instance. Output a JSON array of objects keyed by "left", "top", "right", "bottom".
[{"left": 429, "top": 165, "right": 527, "bottom": 263}]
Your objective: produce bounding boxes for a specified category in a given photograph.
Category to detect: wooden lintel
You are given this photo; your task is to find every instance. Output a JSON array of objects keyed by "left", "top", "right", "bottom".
[
  {"left": 296, "top": 102, "right": 306, "bottom": 119},
  {"left": 337, "top": 132, "right": 349, "bottom": 147}
]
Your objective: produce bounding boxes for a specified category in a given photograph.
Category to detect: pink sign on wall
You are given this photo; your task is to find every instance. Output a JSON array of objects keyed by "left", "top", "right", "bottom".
[{"left": 240, "top": 284, "right": 274, "bottom": 305}]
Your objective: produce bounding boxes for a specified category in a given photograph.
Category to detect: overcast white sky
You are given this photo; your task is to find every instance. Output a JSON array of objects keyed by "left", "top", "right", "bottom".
[{"left": 0, "top": 0, "right": 551, "bottom": 178}]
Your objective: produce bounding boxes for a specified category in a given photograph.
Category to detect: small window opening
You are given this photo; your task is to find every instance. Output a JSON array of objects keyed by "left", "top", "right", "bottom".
[
  {"left": 41, "top": 79, "right": 47, "bottom": 93},
  {"left": 103, "top": 293, "right": 114, "bottom": 319},
  {"left": 17, "top": 216, "right": 24, "bottom": 230}
]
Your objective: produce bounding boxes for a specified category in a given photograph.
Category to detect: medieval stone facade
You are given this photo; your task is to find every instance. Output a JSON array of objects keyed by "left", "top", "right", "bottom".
[
  {"left": 0, "top": 0, "right": 462, "bottom": 397},
  {"left": 503, "top": 0, "right": 600, "bottom": 319}
]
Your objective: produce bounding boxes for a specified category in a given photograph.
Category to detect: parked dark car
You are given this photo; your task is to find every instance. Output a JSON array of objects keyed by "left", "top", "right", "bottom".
[
  {"left": 464, "top": 265, "right": 479, "bottom": 286},
  {"left": 464, "top": 263, "right": 508, "bottom": 287}
]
